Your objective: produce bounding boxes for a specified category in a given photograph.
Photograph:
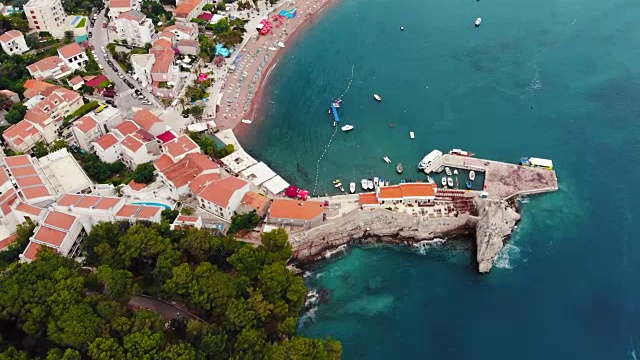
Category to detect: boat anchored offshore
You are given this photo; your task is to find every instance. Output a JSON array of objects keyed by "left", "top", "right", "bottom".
[
  {"left": 333, "top": 179, "right": 341, "bottom": 184},
  {"left": 361, "top": 179, "right": 368, "bottom": 190},
  {"left": 340, "top": 184, "right": 345, "bottom": 192},
  {"left": 334, "top": 182, "right": 342, "bottom": 188},
  {"left": 469, "top": 170, "right": 476, "bottom": 181},
  {"left": 373, "top": 93, "right": 382, "bottom": 102},
  {"left": 475, "top": 17, "right": 482, "bottom": 26},
  {"left": 349, "top": 182, "right": 356, "bottom": 193},
  {"left": 447, "top": 177, "right": 454, "bottom": 187},
  {"left": 379, "top": 178, "right": 385, "bottom": 187},
  {"left": 383, "top": 156, "right": 391, "bottom": 164},
  {"left": 396, "top": 163, "right": 403, "bottom": 174},
  {"left": 341, "top": 124, "right": 354, "bottom": 132}
]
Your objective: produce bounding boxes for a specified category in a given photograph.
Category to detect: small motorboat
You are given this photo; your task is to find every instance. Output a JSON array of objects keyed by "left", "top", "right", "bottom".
[
  {"left": 453, "top": 169, "right": 458, "bottom": 175},
  {"left": 469, "top": 170, "right": 476, "bottom": 181},
  {"left": 466, "top": 181, "right": 473, "bottom": 189},
  {"left": 400, "top": 26, "right": 404, "bottom": 31},
  {"left": 340, "top": 184, "right": 345, "bottom": 192},
  {"left": 349, "top": 182, "right": 356, "bottom": 193},
  {"left": 445, "top": 167, "right": 452, "bottom": 176},
  {"left": 241, "top": 119, "right": 252, "bottom": 124},
  {"left": 332, "top": 100, "right": 342, "bottom": 108},
  {"left": 341, "top": 124, "right": 354, "bottom": 132},
  {"left": 333, "top": 179, "right": 341, "bottom": 184},
  {"left": 409, "top": 131, "right": 415, "bottom": 139},
  {"left": 389, "top": 123, "right": 394, "bottom": 128},
  {"left": 361, "top": 179, "right": 368, "bottom": 190},
  {"left": 449, "top": 149, "right": 475, "bottom": 157},
  {"left": 334, "top": 182, "right": 342, "bottom": 188},
  {"left": 333, "top": 121, "right": 337, "bottom": 127},
  {"left": 475, "top": 17, "right": 482, "bottom": 27},
  {"left": 441, "top": 177, "right": 447, "bottom": 186},
  {"left": 400, "top": 179, "right": 406, "bottom": 184},
  {"left": 374, "top": 93, "right": 382, "bottom": 102},
  {"left": 385, "top": 179, "right": 390, "bottom": 186},
  {"left": 368, "top": 179, "right": 374, "bottom": 190},
  {"left": 447, "top": 177, "right": 454, "bottom": 187},
  {"left": 374, "top": 177, "right": 379, "bottom": 187},
  {"left": 379, "top": 178, "right": 385, "bottom": 187},
  {"left": 383, "top": 156, "right": 391, "bottom": 164},
  {"left": 396, "top": 163, "right": 403, "bottom": 174}
]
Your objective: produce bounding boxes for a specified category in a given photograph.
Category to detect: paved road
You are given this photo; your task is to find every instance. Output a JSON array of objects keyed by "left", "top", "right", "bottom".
[
  {"left": 128, "top": 295, "right": 207, "bottom": 323},
  {"left": 89, "top": 10, "right": 163, "bottom": 111}
]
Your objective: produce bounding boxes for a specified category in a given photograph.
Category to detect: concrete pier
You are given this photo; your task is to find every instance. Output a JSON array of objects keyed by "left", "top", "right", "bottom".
[{"left": 424, "top": 154, "right": 558, "bottom": 200}]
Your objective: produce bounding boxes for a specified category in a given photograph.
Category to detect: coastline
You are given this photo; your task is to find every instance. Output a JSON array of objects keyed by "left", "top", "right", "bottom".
[{"left": 226, "top": 0, "right": 341, "bottom": 140}]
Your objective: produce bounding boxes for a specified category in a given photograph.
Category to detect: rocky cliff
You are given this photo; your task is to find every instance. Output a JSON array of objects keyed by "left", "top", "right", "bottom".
[{"left": 290, "top": 199, "right": 520, "bottom": 273}]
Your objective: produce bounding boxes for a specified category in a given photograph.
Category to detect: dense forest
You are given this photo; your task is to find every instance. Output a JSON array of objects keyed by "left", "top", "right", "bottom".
[{"left": 0, "top": 221, "right": 341, "bottom": 359}]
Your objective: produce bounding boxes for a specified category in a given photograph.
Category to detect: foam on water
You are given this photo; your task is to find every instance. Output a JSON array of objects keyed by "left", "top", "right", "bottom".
[
  {"left": 494, "top": 243, "right": 522, "bottom": 269},
  {"left": 413, "top": 238, "right": 446, "bottom": 255}
]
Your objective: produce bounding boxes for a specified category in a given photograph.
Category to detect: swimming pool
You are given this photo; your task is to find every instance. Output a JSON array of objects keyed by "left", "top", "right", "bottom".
[{"left": 131, "top": 201, "right": 173, "bottom": 210}]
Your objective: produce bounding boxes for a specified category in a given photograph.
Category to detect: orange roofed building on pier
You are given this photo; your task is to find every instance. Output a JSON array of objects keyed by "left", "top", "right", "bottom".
[{"left": 359, "top": 183, "right": 437, "bottom": 207}]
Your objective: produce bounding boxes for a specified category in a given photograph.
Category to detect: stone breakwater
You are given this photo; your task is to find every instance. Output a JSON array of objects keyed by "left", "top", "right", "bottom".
[{"left": 289, "top": 198, "right": 520, "bottom": 273}]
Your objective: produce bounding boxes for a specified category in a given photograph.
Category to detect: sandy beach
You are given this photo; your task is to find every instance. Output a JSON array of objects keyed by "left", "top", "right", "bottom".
[{"left": 215, "top": 0, "right": 338, "bottom": 137}]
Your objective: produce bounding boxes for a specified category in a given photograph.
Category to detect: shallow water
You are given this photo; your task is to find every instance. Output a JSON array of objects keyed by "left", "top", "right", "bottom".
[{"left": 242, "top": 0, "right": 640, "bottom": 357}]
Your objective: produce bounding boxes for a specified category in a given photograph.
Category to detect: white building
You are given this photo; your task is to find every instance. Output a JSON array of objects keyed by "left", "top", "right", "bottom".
[
  {"left": 0, "top": 30, "right": 29, "bottom": 55},
  {"left": 93, "top": 133, "right": 121, "bottom": 163},
  {"left": 57, "top": 43, "right": 88, "bottom": 71},
  {"left": 23, "top": 0, "right": 67, "bottom": 38},
  {"left": 130, "top": 53, "right": 154, "bottom": 88},
  {"left": 71, "top": 107, "right": 123, "bottom": 152},
  {"left": 26, "top": 56, "right": 72, "bottom": 80},
  {"left": 191, "top": 175, "right": 250, "bottom": 221},
  {"left": 20, "top": 210, "right": 85, "bottom": 262},
  {"left": 164, "top": 23, "right": 198, "bottom": 40},
  {"left": 115, "top": 10, "right": 156, "bottom": 47},
  {"left": 154, "top": 153, "right": 220, "bottom": 199},
  {"left": 36, "top": 148, "right": 93, "bottom": 195},
  {"left": 108, "top": 0, "right": 140, "bottom": 21},
  {"left": 162, "top": 134, "right": 200, "bottom": 162}
]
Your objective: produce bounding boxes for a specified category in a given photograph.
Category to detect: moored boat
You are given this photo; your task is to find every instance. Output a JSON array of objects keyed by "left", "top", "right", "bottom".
[
  {"left": 445, "top": 167, "right": 452, "bottom": 176},
  {"left": 447, "top": 177, "right": 454, "bottom": 187},
  {"left": 333, "top": 179, "right": 341, "bottom": 184},
  {"left": 466, "top": 181, "right": 473, "bottom": 189},
  {"left": 379, "top": 178, "right": 385, "bottom": 187},
  {"left": 396, "top": 163, "right": 403, "bottom": 174},
  {"left": 368, "top": 179, "right": 374, "bottom": 190},
  {"left": 453, "top": 169, "right": 458, "bottom": 175},
  {"left": 340, "top": 184, "right": 345, "bottom": 192},
  {"left": 441, "top": 177, "right": 447, "bottom": 186},
  {"left": 374, "top": 177, "right": 379, "bottom": 187},
  {"left": 418, "top": 149, "right": 443, "bottom": 170},
  {"left": 334, "top": 182, "right": 342, "bottom": 188},
  {"left": 349, "top": 182, "right": 356, "bottom": 193},
  {"left": 361, "top": 179, "right": 368, "bottom": 190},
  {"left": 373, "top": 93, "right": 382, "bottom": 102},
  {"left": 449, "top": 148, "right": 475, "bottom": 157},
  {"left": 341, "top": 124, "right": 354, "bottom": 132},
  {"left": 409, "top": 131, "right": 415, "bottom": 139},
  {"left": 384, "top": 179, "right": 390, "bottom": 186},
  {"left": 475, "top": 17, "right": 482, "bottom": 26},
  {"left": 469, "top": 170, "right": 476, "bottom": 181},
  {"left": 383, "top": 156, "right": 391, "bottom": 164}
]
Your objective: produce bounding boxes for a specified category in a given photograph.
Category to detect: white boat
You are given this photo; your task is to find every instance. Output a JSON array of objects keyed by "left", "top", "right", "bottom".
[
  {"left": 374, "top": 177, "right": 379, "bottom": 187},
  {"left": 409, "top": 131, "right": 415, "bottom": 139},
  {"left": 368, "top": 179, "right": 374, "bottom": 190},
  {"left": 475, "top": 17, "right": 482, "bottom": 27},
  {"left": 241, "top": 119, "right": 252, "bottom": 124},
  {"left": 449, "top": 148, "right": 475, "bottom": 157},
  {"left": 441, "top": 177, "right": 447, "bottom": 186},
  {"left": 373, "top": 93, "right": 382, "bottom": 102},
  {"left": 418, "top": 150, "right": 443, "bottom": 170},
  {"left": 469, "top": 170, "right": 476, "bottom": 181},
  {"left": 447, "top": 177, "right": 454, "bottom": 187},
  {"left": 340, "top": 184, "right": 345, "bottom": 192},
  {"left": 379, "top": 178, "right": 385, "bottom": 187},
  {"left": 341, "top": 124, "right": 354, "bottom": 132},
  {"left": 445, "top": 167, "right": 452, "bottom": 176},
  {"left": 384, "top": 180, "right": 390, "bottom": 186},
  {"left": 361, "top": 179, "right": 368, "bottom": 190},
  {"left": 453, "top": 169, "right": 458, "bottom": 175},
  {"left": 349, "top": 182, "right": 356, "bottom": 193},
  {"left": 383, "top": 156, "right": 391, "bottom": 164},
  {"left": 334, "top": 182, "right": 342, "bottom": 188}
]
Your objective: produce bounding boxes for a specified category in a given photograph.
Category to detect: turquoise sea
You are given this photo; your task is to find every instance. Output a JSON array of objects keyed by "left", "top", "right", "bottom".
[{"left": 242, "top": 0, "right": 640, "bottom": 357}]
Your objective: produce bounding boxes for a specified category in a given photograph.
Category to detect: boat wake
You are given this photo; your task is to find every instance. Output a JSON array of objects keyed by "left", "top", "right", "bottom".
[
  {"left": 526, "top": 64, "right": 542, "bottom": 91},
  {"left": 413, "top": 238, "right": 446, "bottom": 255}
]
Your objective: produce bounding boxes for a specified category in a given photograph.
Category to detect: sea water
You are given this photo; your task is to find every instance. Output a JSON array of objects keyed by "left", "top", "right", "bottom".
[{"left": 243, "top": 0, "right": 640, "bottom": 357}]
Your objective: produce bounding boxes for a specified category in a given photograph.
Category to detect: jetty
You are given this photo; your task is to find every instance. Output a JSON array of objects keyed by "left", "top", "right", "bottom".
[{"left": 330, "top": 104, "right": 340, "bottom": 124}]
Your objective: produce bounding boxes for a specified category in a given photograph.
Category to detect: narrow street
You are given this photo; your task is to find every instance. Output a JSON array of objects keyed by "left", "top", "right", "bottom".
[{"left": 128, "top": 295, "right": 207, "bottom": 323}]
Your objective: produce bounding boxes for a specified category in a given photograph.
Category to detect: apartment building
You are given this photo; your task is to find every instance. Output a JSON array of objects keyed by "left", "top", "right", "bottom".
[
  {"left": 115, "top": 10, "right": 156, "bottom": 47},
  {"left": 164, "top": 23, "right": 198, "bottom": 40},
  {"left": 108, "top": 0, "right": 140, "bottom": 21},
  {"left": 23, "top": 0, "right": 67, "bottom": 38},
  {"left": 26, "top": 56, "right": 72, "bottom": 80},
  {"left": 57, "top": 42, "right": 88, "bottom": 71},
  {"left": 0, "top": 30, "right": 29, "bottom": 55},
  {"left": 71, "top": 107, "right": 123, "bottom": 151},
  {"left": 154, "top": 152, "right": 220, "bottom": 199}
]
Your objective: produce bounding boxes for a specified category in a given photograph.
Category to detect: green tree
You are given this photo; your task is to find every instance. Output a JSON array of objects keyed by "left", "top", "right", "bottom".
[
  {"left": 5, "top": 102, "right": 27, "bottom": 124},
  {"left": 50, "top": 139, "right": 69, "bottom": 152},
  {"left": 261, "top": 228, "right": 293, "bottom": 263},
  {"left": 160, "top": 342, "right": 197, "bottom": 360},
  {"left": 97, "top": 265, "right": 136, "bottom": 302},
  {"left": 32, "top": 141, "right": 49, "bottom": 158},
  {"left": 47, "top": 303, "right": 103, "bottom": 350},
  {"left": 179, "top": 229, "right": 216, "bottom": 263},
  {"left": 123, "top": 329, "right": 165, "bottom": 360},
  {"left": 46, "top": 348, "right": 82, "bottom": 360},
  {"left": 88, "top": 337, "right": 126, "bottom": 360},
  {"left": 228, "top": 210, "right": 261, "bottom": 234},
  {"left": 131, "top": 162, "right": 156, "bottom": 184},
  {"left": 0, "top": 347, "right": 29, "bottom": 360},
  {"left": 0, "top": 219, "right": 36, "bottom": 269},
  {"left": 63, "top": 30, "right": 74, "bottom": 44},
  {"left": 190, "top": 105, "right": 204, "bottom": 121},
  {"left": 82, "top": 221, "right": 126, "bottom": 266}
]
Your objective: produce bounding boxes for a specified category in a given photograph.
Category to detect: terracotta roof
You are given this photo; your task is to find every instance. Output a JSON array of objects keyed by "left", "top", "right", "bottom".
[
  {"left": 27, "top": 56, "right": 69, "bottom": 77},
  {"left": 359, "top": 193, "right": 379, "bottom": 205},
  {"left": 0, "top": 189, "right": 18, "bottom": 216},
  {"left": 150, "top": 48, "right": 174, "bottom": 74},
  {"left": 115, "top": 204, "right": 139, "bottom": 217},
  {"left": 173, "top": 0, "right": 199, "bottom": 18},
  {"left": 136, "top": 206, "right": 162, "bottom": 219},
  {"left": 69, "top": 76, "right": 84, "bottom": 86},
  {"left": 23, "top": 242, "right": 45, "bottom": 261},
  {"left": 132, "top": 110, "right": 162, "bottom": 132},
  {"left": 58, "top": 43, "right": 84, "bottom": 59},
  {"left": 165, "top": 24, "right": 196, "bottom": 35},
  {"left": 3, "top": 121, "right": 40, "bottom": 146},
  {"left": 152, "top": 38, "right": 173, "bottom": 50},
  {"left": 118, "top": 9, "right": 146, "bottom": 22},
  {"left": 153, "top": 154, "right": 174, "bottom": 171},
  {"left": 16, "top": 202, "right": 44, "bottom": 216},
  {"left": 158, "top": 31, "right": 175, "bottom": 40},
  {"left": 377, "top": 185, "right": 404, "bottom": 199},
  {"left": 240, "top": 192, "right": 271, "bottom": 212},
  {"left": 94, "top": 133, "right": 119, "bottom": 150},
  {"left": 0, "top": 30, "right": 23, "bottom": 43},
  {"left": 196, "top": 176, "right": 247, "bottom": 208},
  {"left": 110, "top": 0, "right": 131, "bottom": 7},
  {"left": 9, "top": 166, "right": 38, "bottom": 177},
  {"left": 128, "top": 180, "right": 147, "bottom": 191},
  {"left": 16, "top": 175, "right": 45, "bottom": 188},
  {"left": 33, "top": 226, "right": 66, "bottom": 246},
  {"left": 93, "top": 197, "right": 122, "bottom": 210},
  {"left": 177, "top": 39, "right": 199, "bottom": 47},
  {"left": 22, "top": 186, "right": 51, "bottom": 200},
  {"left": 160, "top": 153, "right": 218, "bottom": 188},
  {"left": 4, "top": 154, "right": 32, "bottom": 167},
  {"left": 56, "top": 193, "right": 83, "bottom": 206},
  {"left": 164, "top": 134, "right": 199, "bottom": 159},
  {"left": 270, "top": 199, "right": 325, "bottom": 221},
  {"left": 23, "top": 80, "right": 57, "bottom": 98},
  {"left": 120, "top": 134, "right": 145, "bottom": 152},
  {"left": 44, "top": 211, "right": 77, "bottom": 231},
  {"left": 399, "top": 183, "right": 436, "bottom": 197},
  {"left": 75, "top": 195, "right": 101, "bottom": 208},
  {"left": 176, "top": 215, "right": 199, "bottom": 223},
  {"left": 0, "top": 233, "right": 18, "bottom": 251},
  {"left": 188, "top": 172, "right": 221, "bottom": 194},
  {"left": 113, "top": 120, "right": 140, "bottom": 137},
  {"left": 74, "top": 115, "right": 98, "bottom": 134},
  {"left": 0, "top": 168, "right": 10, "bottom": 185}
]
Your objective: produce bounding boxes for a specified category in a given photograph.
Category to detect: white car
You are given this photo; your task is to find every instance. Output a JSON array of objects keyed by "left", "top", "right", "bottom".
[
  {"left": 141, "top": 101, "right": 151, "bottom": 105},
  {"left": 118, "top": 74, "right": 124, "bottom": 79}
]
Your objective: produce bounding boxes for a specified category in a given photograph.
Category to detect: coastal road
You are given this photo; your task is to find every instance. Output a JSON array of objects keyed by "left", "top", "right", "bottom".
[
  {"left": 128, "top": 295, "right": 208, "bottom": 323},
  {"left": 89, "top": 10, "right": 163, "bottom": 110}
]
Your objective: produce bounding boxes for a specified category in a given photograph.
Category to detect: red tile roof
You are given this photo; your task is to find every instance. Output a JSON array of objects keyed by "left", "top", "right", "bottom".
[
  {"left": 177, "top": 39, "right": 199, "bottom": 47},
  {"left": 196, "top": 176, "right": 247, "bottom": 208},
  {"left": 15, "top": 202, "right": 44, "bottom": 216},
  {"left": 270, "top": 199, "right": 325, "bottom": 221},
  {"left": 26, "top": 56, "right": 66, "bottom": 75},
  {"left": 359, "top": 193, "right": 378, "bottom": 205},
  {"left": 377, "top": 185, "right": 404, "bottom": 199},
  {"left": 4, "top": 154, "right": 32, "bottom": 167},
  {"left": 22, "top": 186, "right": 51, "bottom": 200},
  {"left": 110, "top": 0, "right": 131, "bottom": 8},
  {"left": 163, "top": 134, "right": 199, "bottom": 159},
  {"left": 69, "top": 75, "right": 84, "bottom": 86},
  {"left": 128, "top": 180, "right": 147, "bottom": 191},
  {"left": 93, "top": 197, "right": 122, "bottom": 210},
  {"left": 16, "top": 175, "right": 45, "bottom": 188},
  {"left": 176, "top": 215, "right": 199, "bottom": 223},
  {"left": 153, "top": 154, "right": 174, "bottom": 171},
  {"left": 3, "top": 121, "right": 40, "bottom": 147},
  {"left": 0, "top": 189, "right": 18, "bottom": 216},
  {"left": 150, "top": 48, "right": 174, "bottom": 74},
  {"left": 56, "top": 193, "right": 83, "bottom": 206},
  {"left": 0, "top": 169, "right": 9, "bottom": 186},
  {"left": 188, "top": 173, "right": 221, "bottom": 194},
  {"left": 160, "top": 153, "right": 218, "bottom": 188},
  {"left": 58, "top": 43, "right": 84, "bottom": 59},
  {"left": 240, "top": 192, "right": 271, "bottom": 212},
  {"left": 118, "top": 9, "right": 146, "bottom": 22},
  {"left": 0, "top": 233, "right": 18, "bottom": 251},
  {"left": 400, "top": 183, "right": 436, "bottom": 197},
  {"left": 44, "top": 211, "right": 77, "bottom": 231},
  {"left": 23, "top": 79, "right": 57, "bottom": 98},
  {"left": 132, "top": 110, "right": 162, "bottom": 132},
  {"left": 113, "top": 120, "right": 140, "bottom": 137},
  {"left": 33, "top": 226, "right": 67, "bottom": 246},
  {"left": 9, "top": 165, "right": 38, "bottom": 177},
  {"left": 94, "top": 133, "right": 119, "bottom": 150},
  {"left": 23, "top": 241, "right": 45, "bottom": 261},
  {"left": 75, "top": 195, "right": 101, "bottom": 208},
  {"left": 136, "top": 206, "right": 162, "bottom": 219},
  {"left": 120, "top": 134, "right": 145, "bottom": 152},
  {"left": 0, "top": 30, "right": 23, "bottom": 43},
  {"left": 116, "top": 204, "right": 139, "bottom": 217},
  {"left": 74, "top": 115, "right": 98, "bottom": 134}
]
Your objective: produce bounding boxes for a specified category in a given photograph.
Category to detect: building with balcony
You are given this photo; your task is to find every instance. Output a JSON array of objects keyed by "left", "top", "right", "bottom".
[
  {"left": 57, "top": 42, "right": 88, "bottom": 71},
  {"left": 26, "top": 56, "right": 72, "bottom": 80},
  {"left": 23, "top": 0, "right": 68, "bottom": 38},
  {"left": 164, "top": 23, "right": 198, "bottom": 40},
  {"left": 115, "top": 10, "right": 156, "bottom": 47},
  {"left": 108, "top": 0, "right": 140, "bottom": 21},
  {"left": 154, "top": 152, "right": 219, "bottom": 199},
  {"left": 0, "top": 30, "right": 29, "bottom": 55},
  {"left": 71, "top": 107, "right": 123, "bottom": 151}
]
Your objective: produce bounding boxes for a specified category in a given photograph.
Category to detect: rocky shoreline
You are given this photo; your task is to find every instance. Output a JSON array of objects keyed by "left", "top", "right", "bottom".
[{"left": 289, "top": 198, "right": 521, "bottom": 273}]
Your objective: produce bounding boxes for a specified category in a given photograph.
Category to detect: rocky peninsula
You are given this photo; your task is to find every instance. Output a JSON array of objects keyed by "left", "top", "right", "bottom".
[{"left": 289, "top": 197, "right": 520, "bottom": 273}]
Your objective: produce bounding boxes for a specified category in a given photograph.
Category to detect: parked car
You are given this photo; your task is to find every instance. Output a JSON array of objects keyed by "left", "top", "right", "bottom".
[
  {"left": 88, "top": 32, "right": 92, "bottom": 38},
  {"left": 134, "top": 89, "right": 142, "bottom": 96},
  {"left": 118, "top": 74, "right": 124, "bottom": 79},
  {"left": 141, "top": 101, "right": 151, "bottom": 105},
  {"left": 105, "top": 100, "right": 115, "bottom": 106}
]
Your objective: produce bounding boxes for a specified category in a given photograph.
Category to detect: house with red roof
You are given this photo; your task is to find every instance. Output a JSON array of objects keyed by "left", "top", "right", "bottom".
[
  {"left": 108, "top": 0, "right": 140, "bottom": 21},
  {"left": 358, "top": 183, "right": 438, "bottom": 207},
  {"left": 190, "top": 175, "right": 250, "bottom": 221},
  {"left": 170, "top": 215, "right": 203, "bottom": 230},
  {"left": 115, "top": 10, "right": 157, "bottom": 47},
  {"left": 155, "top": 152, "right": 220, "bottom": 199},
  {"left": 57, "top": 43, "right": 88, "bottom": 71},
  {"left": 71, "top": 106, "right": 123, "bottom": 152},
  {"left": 173, "top": 0, "right": 208, "bottom": 22},
  {"left": 26, "top": 56, "right": 72, "bottom": 80},
  {"left": 164, "top": 23, "right": 198, "bottom": 40},
  {"left": 132, "top": 109, "right": 166, "bottom": 136},
  {"left": 0, "top": 30, "right": 29, "bottom": 55},
  {"left": 149, "top": 36, "right": 180, "bottom": 98},
  {"left": 267, "top": 199, "right": 326, "bottom": 228},
  {"left": 19, "top": 210, "right": 84, "bottom": 262},
  {"left": 162, "top": 134, "right": 200, "bottom": 162},
  {"left": 93, "top": 133, "right": 121, "bottom": 163},
  {"left": 177, "top": 39, "right": 200, "bottom": 56}
]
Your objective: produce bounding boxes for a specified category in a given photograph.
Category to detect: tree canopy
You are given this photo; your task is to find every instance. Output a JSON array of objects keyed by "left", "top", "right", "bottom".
[
  {"left": 0, "top": 222, "right": 342, "bottom": 359},
  {"left": 131, "top": 162, "right": 156, "bottom": 184}
]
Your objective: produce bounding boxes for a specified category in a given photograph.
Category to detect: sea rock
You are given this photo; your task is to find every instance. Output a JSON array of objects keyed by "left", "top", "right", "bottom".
[{"left": 474, "top": 199, "right": 521, "bottom": 273}]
